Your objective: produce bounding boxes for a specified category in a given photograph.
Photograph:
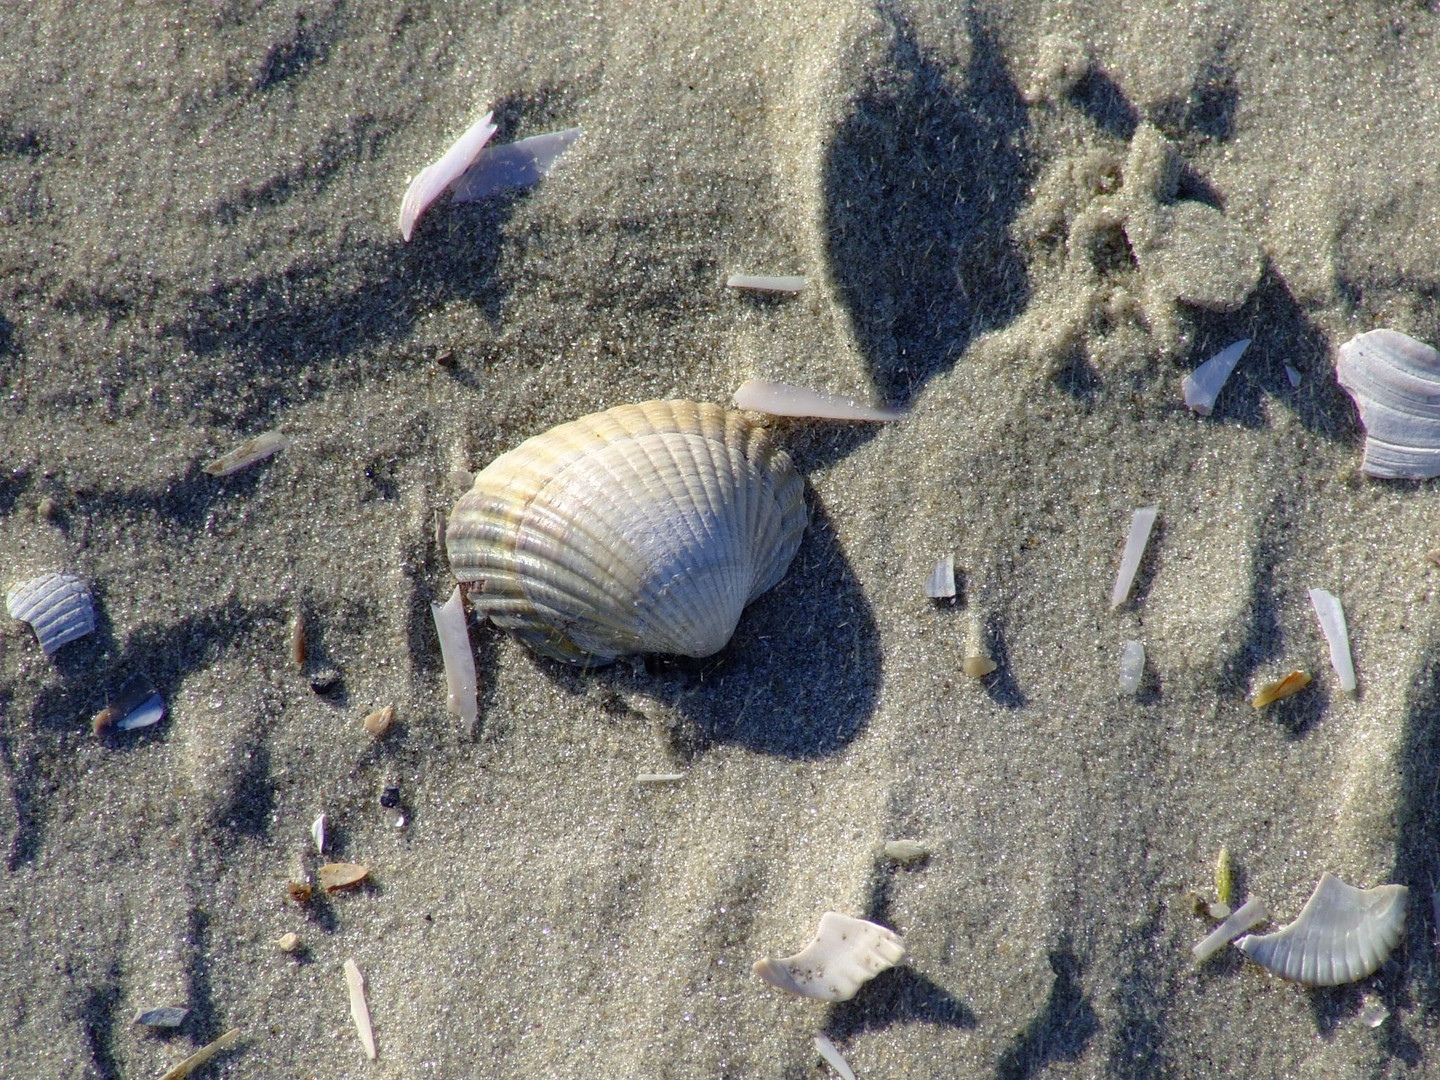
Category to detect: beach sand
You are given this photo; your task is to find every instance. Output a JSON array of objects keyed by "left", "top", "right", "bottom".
[{"left": 3, "top": 1, "right": 1440, "bottom": 1076}]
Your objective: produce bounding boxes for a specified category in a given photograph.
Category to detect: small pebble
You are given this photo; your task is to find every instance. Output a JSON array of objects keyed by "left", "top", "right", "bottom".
[
  {"left": 275, "top": 932, "right": 301, "bottom": 953},
  {"left": 318, "top": 862, "right": 370, "bottom": 892},
  {"left": 36, "top": 496, "right": 58, "bottom": 522},
  {"left": 379, "top": 786, "right": 401, "bottom": 809},
  {"left": 883, "top": 839, "right": 931, "bottom": 863}
]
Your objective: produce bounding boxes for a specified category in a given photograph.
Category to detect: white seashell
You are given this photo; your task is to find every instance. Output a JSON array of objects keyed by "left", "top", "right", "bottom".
[
  {"left": 449, "top": 127, "right": 583, "bottom": 203},
  {"left": 1118, "top": 640, "right": 1145, "bottom": 695},
  {"left": 925, "top": 554, "right": 956, "bottom": 599},
  {"left": 726, "top": 274, "right": 808, "bottom": 293},
  {"left": 398, "top": 112, "right": 497, "bottom": 241},
  {"left": 753, "top": 912, "right": 905, "bottom": 1002},
  {"left": 447, "top": 401, "right": 807, "bottom": 664},
  {"left": 311, "top": 812, "right": 327, "bottom": 855},
  {"left": 1182, "top": 338, "right": 1250, "bottom": 416},
  {"left": 883, "top": 838, "right": 930, "bottom": 863},
  {"left": 1236, "top": 873, "right": 1408, "bottom": 986},
  {"left": 431, "top": 585, "right": 478, "bottom": 734},
  {"left": 814, "top": 1034, "right": 856, "bottom": 1080},
  {"left": 1308, "top": 588, "right": 1356, "bottom": 692},
  {"left": 1110, "top": 507, "right": 1158, "bottom": 610},
  {"left": 7, "top": 572, "right": 95, "bottom": 656},
  {"left": 1192, "top": 896, "right": 1268, "bottom": 963},
  {"left": 202, "top": 430, "right": 290, "bottom": 476},
  {"left": 732, "top": 379, "right": 903, "bottom": 421},
  {"left": 635, "top": 772, "right": 685, "bottom": 784},
  {"left": 343, "top": 957, "right": 378, "bottom": 1060},
  {"left": 1335, "top": 328, "right": 1440, "bottom": 479}
]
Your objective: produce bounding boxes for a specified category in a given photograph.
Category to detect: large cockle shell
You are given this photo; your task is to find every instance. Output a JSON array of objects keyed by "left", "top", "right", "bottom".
[
  {"left": 1336, "top": 329, "right": 1440, "bottom": 479},
  {"left": 753, "top": 912, "right": 906, "bottom": 1002},
  {"left": 1236, "top": 873, "right": 1408, "bottom": 986},
  {"left": 446, "top": 401, "right": 807, "bottom": 664},
  {"left": 7, "top": 572, "right": 96, "bottom": 655}
]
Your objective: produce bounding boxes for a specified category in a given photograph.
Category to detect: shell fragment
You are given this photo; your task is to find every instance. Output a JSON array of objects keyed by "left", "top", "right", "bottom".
[
  {"left": 1308, "top": 588, "right": 1356, "bottom": 692},
  {"left": 7, "top": 572, "right": 95, "bottom": 656},
  {"left": 398, "top": 112, "right": 497, "bottom": 241},
  {"left": 732, "top": 380, "right": 903, "bottom": 421},
  {"left": 431, "top": 585, "right": 478, "bottom": 733},
  {"left": 925, "top": 554, "right": 957, "bottom": 599},
  {"left": 1236, "top": 873, "right": 1408, "bottom": 986},
  {"left": 202, "top": 430, "right": 290, "bottom": 476},
  {"left": 1110, "top": 507, "right": 1158, "bottom": 610},
  {"left": 1118, "top": 640, "right": 1145, "bottom": 694},
  {"left": 344, "top": 958, "right": 378, "bottom": 1060},
  {"left": 726, "top": 274, "right": 808, "bottom": 293},
  {"left": 753, "top": 912, "right": 906, "bottom": 1002},
  {"left": 1192, "top": 896, "right": 1268, "bottom": 963},
  {"left": 1336, "top": 328, "right": 1440, "bottom": 479},
  {"left": 448, "top": 127, "right": 583, "bottom": 203},
  {"left": 1182, "top": 338, "right": 1250, "bottom": 416},
  {"left": 814, "top": 1034, "right": 857, "bottom": 1080}
]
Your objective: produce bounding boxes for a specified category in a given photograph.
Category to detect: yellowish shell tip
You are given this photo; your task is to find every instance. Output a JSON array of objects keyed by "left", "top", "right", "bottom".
[
  {"left": 1251, "top": 670, "right": 1311, "bottom": 708},
  {"left": 1215, "top": 847, "right": 1234, "bottom": 907}
]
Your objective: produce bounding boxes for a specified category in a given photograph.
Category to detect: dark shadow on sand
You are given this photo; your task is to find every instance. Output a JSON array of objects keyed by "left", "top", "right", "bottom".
[{"left": 823, "top": 2, "right": 1031, "bottom": 411}]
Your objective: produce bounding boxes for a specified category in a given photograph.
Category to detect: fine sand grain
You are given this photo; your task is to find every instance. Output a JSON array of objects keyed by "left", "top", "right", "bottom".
[{"left": 3, "top": 2, "right": 1440, "bottom": 1077}]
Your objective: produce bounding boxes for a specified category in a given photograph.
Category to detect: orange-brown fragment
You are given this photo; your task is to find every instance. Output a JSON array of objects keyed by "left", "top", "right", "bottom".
[
  {"left": 318, "top": 862, "right": 371, "bottom": 893},
  {"left": 287, "top": 881, "right": 313, "bottom": 905},
  {"left": 362, "top": 706, "right": 396, "bottom": 737},
  {"left": 1251, "top": 670, "right": 1312, "bottom": 708}
]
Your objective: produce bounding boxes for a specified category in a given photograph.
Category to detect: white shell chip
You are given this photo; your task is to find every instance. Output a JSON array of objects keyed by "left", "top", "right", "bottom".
[
  {"left": 431, "top": 586, "right": 478, "bottom": 735},
  {"left": 6, "top": 572, "right": 95, "bottom": 655},
  {"left": 202, "top": 430, "right": 290, "bottom": 476},
  {"left": 1236, "top": 873, "right": 1408, "bottom": 986},
  {"left": 449, "top": 127, "right": 583, "bottom": 203},
  {"left": 753, "top": 911, "right": 906, "bottom": 1002},
  {"left": 1336, "top": 328, "right": 1440, "bottom": 479},
  {"left": 1182, "top": 338, "right": 1250, "bottom": 416},
  {"left": 925, "top": 554, "right": 956, "bottom": 599},
  {"left": 732, "top": 380, "right": 903, "bottom": 421},
  {"left": 1308, "top": 588, "right": 1356, "bottom": 692},
  {"left": 1110, "top": 507, "right": 1158, "bottom": 610},
  {"left": 399, "top": 112, "right": 497, "bottom": 241}
]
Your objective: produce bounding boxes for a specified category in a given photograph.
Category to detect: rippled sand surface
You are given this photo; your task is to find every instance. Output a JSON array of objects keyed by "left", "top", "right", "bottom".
[{"left": 3, "top": 2, "right": 1440, "bottom": 1076}]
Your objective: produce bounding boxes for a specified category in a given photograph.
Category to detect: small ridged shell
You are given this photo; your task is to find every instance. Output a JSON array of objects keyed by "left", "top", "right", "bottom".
[
  {"left": 446, "top": 401, "right": 807, "bottom": 663},
  {"left": 753, "top": 912, "right": 906, "bottom": 1002},
  {"left": 1336, "top": 328, "right": 1440, "bottom": 479},
  {"left": 6, "top": 572, "right": 95, "bottom": 655},
  {"left": 1236, "top": 873, "right": 1408, "bottom": 986}
]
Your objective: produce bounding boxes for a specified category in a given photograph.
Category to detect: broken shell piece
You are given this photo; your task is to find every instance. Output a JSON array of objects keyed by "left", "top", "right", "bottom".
[
  {"left": 448, "top": 126, "right": 583, "bottom": 203},
  {"left": 1308, "top": 588, "right": 1357, "bottom": 692},
  {"left": 753, "top": 912, "right": 905, "bottom": 1002},
  {"left": 1358, "top": 998, "right": 1391, "bottom": 1028},
  {"left": 7, "top": 572, "right": 95, "bottom": 655},
  {"left": 344, "top": 958, "right": 378, "bottom": 1061},
  {"left": 288, "top": 880, "right": 313, "bottom": 905},
  {"left": 814, "top": 1034, "right": 856, "bottom": 1080},
  {"left": 432, "top": 586, "right": 478, "bottom": 735},
  {"left": 133, "top": 1006, "right": 189, "bottom": 1028},
  {"left": 726, "top": 274, "right": 808, "bottom": 293},
  {"left": 962, "top": 612, "right": 996, "bottom": 678},
  {"left": 1206, "top": 902, "right": 1232, "bottom": 920},
  {"left": 1118, "top": 640, "right": 1144, "bottom": 695},
  {"left": 318, "top": 862, "right": 370, "bottom": 893},
  {"left": 635, "top": 772, "right": 685, "bottom": 784},
  {"left": 1236, "top": 873, "right": 1408, "bottom": 986},
  {"left": 1182, "top": 339, "right": 1250, "bottom": 416},
  {"left": 1110, "top": 507, "right": 1158, "bottom": 609},
  {"left": 1192, "top": 896, "right": 1268, "bottom": 963},
  {"left": 155, "top": 1028, "right": 240, "bottom": 1080},
  {"left": 1285, "top": 364, "right": 1302, "bottom": 389},
  {"left": 311, "top": 813, "right": 327, "bottom": 856},
  {"left": 92, "top": 673, "right": 165, "bottom": 734},
  {"left": 289, "top": 612, "right": 306, "bottom": 671},
  {"left": 398, "top": 111, "right": 497, "bottom": 241},
  {"left": 1252, "top": 670, "right": 1311, "bottom": 708},
  {"left": 202, "top": 430, "right": 290, "bottom": 476},
  {"left": 883, "top": 839, "right": 930, "bottom": 863},
  {"left": 925, "top": 554, "right": 957, "bottom": 599},
  {"left": 275, "top": 932, "right": 301, "bottom": 953},
  {"left": 732, "top": 379, "right": 903, "bottom": 421},
  {"left": 362, "top": 705, "right": 396, "bottom": 737},
  {"left": 1336, "top": 328, "right": 1440, "bottom": 479}
]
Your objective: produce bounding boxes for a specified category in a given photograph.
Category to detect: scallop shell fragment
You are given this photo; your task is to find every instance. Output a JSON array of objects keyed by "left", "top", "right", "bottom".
[
  {"left": 753, "top": 912, "right": 906, "bottom": 1002},
  {"left": 1336, "top": 328, "right": 1440, "bottom": 479},
  {"left": 446, "top": 401, "right": 807, "bottom": 664},
  {"left": 7, "top": 572, "right": 95, "bottom": 656},
  {"left": 1236, "top": 873, "right": 1408, "bottom": 986}
]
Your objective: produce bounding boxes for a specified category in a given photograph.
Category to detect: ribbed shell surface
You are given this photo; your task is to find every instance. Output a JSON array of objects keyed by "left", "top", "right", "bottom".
[
  {"left": 445, "top": 401, "right": 807, "bottom": 663},
  {"left": 6, "top": 572, "right": 96, "bottom": 656}
]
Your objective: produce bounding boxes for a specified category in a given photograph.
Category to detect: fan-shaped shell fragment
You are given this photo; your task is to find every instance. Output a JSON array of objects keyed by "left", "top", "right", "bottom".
[
  {"left": 1336, "top": 329, "right": 1440, "bottom": 479},
  {"left": 1236, "top": 873, "right": 1408, "bottom": 986},
  {"left": 753, "top": 912, "right": 906, "bottom": 1002},
  {"left": 6, "top": 572, "right": 95, "bottom": 655},
  {"left": 446, "top": 400, "right": 807, "bottom": 664}
]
